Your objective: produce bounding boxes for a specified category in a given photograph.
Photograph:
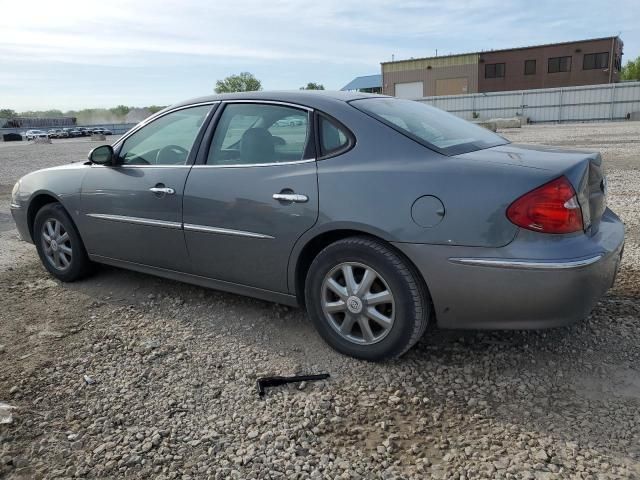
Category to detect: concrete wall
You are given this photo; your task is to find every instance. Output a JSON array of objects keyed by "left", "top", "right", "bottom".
[
  {"left": 382, "top": 54, "right": 479, "bottom": 97},
  {"left": 478, "top": 37, "right": 623, "bottom": 93}
]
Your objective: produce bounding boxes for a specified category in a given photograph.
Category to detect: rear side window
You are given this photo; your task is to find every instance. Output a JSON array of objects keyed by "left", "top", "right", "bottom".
[
  {"left": 319, "top": 116, "right": 350, "bottom": 157},
  {"left": 207, "top": 103, "right": 310, "bottom": 165},
  {"left": 351, "top": 97, "right": 508, "bottom": 155}
]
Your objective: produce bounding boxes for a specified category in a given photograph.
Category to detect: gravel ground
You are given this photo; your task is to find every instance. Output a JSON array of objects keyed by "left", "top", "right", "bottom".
[{"left": 0, "top": 124, "right": 639, "bottom": 479}]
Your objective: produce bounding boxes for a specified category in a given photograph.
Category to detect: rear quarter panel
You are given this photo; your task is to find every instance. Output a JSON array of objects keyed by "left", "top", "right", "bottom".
[{"left": 312, "top": 107, "right": 556, "bottom": 248}]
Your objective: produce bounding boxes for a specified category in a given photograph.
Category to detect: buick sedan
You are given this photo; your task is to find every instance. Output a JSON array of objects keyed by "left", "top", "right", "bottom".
[{"left": 10, "top": 91, "right": 624, "bottom": 360}]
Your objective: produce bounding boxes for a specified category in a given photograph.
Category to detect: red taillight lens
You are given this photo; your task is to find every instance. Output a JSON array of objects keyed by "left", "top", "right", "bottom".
[{"left": 507, "top": 176, "right": 583, "bottom": 234}]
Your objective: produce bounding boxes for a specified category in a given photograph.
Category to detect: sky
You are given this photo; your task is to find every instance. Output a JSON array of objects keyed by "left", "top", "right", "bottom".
[{"left": 1, "top": 0, "right": 639, "bottom": 111}]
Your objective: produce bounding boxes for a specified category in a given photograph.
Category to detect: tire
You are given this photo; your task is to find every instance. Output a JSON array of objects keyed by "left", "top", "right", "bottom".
[
  {"left": 305, "top": 236, "right": 430, "bottom": 361},
  {"left": 34, "top": 203, "right": 93, "bottom": 282}
]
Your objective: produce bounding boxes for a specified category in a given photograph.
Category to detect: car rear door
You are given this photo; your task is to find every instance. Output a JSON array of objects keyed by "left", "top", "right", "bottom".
[
  {"left": 79, "top": 104, "right": 215, "bottom": 271},
  {"left": 182, "top": 101, "right": 318, "bottom": 293}
]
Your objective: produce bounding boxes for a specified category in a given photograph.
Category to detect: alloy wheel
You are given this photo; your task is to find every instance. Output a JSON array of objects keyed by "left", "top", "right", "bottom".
[
  {"left": 41, "top": 218, "right": 72, "bottom": 271},
  {"left": 321, "top": 262, "right": 395, "bottom": 345}
]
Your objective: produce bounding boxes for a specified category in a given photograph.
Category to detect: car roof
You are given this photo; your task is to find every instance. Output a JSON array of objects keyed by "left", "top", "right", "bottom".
[{"left": 167, "top": 90, "right": 389, "bottom": 112}]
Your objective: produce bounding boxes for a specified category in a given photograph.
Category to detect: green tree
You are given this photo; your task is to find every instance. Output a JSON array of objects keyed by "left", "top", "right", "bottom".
[
  {"left": 19, "top": 109, "right": 64, "bottom": 117},
  {"left": 0, "top": 108, "right": 17, "bottom": 118},
  {"left": 215, "top": 72, "right": 262, "bottom": 93},
  {"left": 109, "top": 105, "right": 130, "bottom": 118},
  {"left": 300, "top": 82, "right": 325, "bottom": 90},
  {"left": 621, "top": 56, "right": 640, "bottom": 81},
  {"left": 146, "top": 105, "right": 166, "bottom": 114}
]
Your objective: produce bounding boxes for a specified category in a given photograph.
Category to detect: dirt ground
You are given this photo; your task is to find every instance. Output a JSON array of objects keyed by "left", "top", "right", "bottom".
[{"left": 0, "top": 124, "right": 639, "bottom": 479}]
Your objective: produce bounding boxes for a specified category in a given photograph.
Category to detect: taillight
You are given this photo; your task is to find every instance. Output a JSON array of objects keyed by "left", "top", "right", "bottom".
[{"left": 507, "top": 176, "right": 583, "bottom": 234}]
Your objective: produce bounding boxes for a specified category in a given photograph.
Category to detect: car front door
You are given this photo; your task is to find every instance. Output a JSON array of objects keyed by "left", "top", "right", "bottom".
[
  {"left": 182, "top": 101, "right": 318, "bottom": 293},
  {"left": 79, "top": 104, "right": 214, "bottom": 271}
]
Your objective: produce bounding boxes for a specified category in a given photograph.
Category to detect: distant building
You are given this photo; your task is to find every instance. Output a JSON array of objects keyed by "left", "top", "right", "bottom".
[
  {"left": 382, "top": 36, "right": 624, "bottom": 98},
  {"left": 341, "top": 74, "right": 382, "bottom": 94},
  {"left": 0, "top": 116, "right": 76, "bottom": 128}
]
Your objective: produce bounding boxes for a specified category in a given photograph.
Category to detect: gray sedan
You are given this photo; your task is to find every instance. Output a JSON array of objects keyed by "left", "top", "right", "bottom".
[{"left": 10, "top": 91, "right": 624, "bottom": 360}]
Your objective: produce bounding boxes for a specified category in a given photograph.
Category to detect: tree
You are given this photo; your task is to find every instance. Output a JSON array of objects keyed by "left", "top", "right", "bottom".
[
  {"left": 300, "top": 82, "right": 325, "bottom": 90},
  {"left": 0, "top": 108, "right": 17, "bottom": 118},
  {"left": 215, "top": 72, "right": 262, "bottom": 93},
  {"left": 109, "top": 105, "right": 130, "bottom": 117},
  {"left": 621, "top": 56, "right": 640, "bottom": 81},
  {"left": 146, "top": 105, "right": 166, "bottom": 114}
]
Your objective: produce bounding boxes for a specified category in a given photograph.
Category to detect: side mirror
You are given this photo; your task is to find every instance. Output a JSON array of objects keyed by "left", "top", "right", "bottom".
[{"left": 88, "top": 145, "right": 114, "bottom": 165}]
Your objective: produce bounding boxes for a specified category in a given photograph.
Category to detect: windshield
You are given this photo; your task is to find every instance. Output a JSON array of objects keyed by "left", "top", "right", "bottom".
[{"left": 350, "top": 97, "right": 508, "bottom": 155}]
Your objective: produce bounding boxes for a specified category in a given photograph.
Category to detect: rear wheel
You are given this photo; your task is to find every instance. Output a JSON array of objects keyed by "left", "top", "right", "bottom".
[
  {"left": 34, "top": 203, "right": 93, "bottom": 282},
  {"left": 305, "top": 236, "right": 430, "bottom": 361}
]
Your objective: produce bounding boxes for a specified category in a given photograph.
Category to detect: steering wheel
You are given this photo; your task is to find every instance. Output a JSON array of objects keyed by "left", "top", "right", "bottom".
[{"left": 156, "top": 145, "right": 189, "bottom": 165}]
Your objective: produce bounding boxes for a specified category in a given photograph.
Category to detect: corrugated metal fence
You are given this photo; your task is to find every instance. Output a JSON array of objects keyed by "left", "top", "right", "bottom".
[{"left": 415, "top": 81, "right": 640, "bottom": 123}]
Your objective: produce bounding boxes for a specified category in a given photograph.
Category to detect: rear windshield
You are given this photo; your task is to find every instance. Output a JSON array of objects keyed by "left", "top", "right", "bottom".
[{"left": 350, "top": 97, "right": 508, "bottom": 155}]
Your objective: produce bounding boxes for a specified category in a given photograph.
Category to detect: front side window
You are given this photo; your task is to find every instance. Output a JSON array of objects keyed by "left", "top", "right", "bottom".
[
  {"left": 485, "top": 63, "right": 505, "bottom": 78},
  {"left": 118, "top": 105, "right": 211, "bottom": 165},
  {"left": 207, "top": 103, "right": 309, "bottom": 165},
  {"left": 351, "top": 97, "right": 508, "bottom": 156},
  {"left": 548, "top": 56, "right": 572, "bottom": 73},
  {"left": 319, "top": 116, "right": 350, "bottom": 157},
  {"left": 583, "top": 52, "right": 609, "bottom": 70}
]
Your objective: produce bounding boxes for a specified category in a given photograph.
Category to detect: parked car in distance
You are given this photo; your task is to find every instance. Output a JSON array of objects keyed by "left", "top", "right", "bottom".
[
  {"left": 47, "top": 129, "right": 58, "bottom": 138},
  {"left": 91, "top": 128, "right": 104, "bottom": 135},
  {"left": 61, "top": 128, "right": 81, "bottom": 138},
  {"left": 76, "top": 127, "right": 91, "bottom": 136},
  {"left": 102, "top": 128, "right": 113, "bottom": 135},
  {"left": 24, "top": 129, "right": 48, "bottom": 140},
  {"left": 275, "top": 116, "right": 304, "bottom": 127},
  {"left": 10, "top": 91, "right": 625, "bottom": 361},
  {"left": 54, "top": 129, "right": 69, "bottom": 138}
]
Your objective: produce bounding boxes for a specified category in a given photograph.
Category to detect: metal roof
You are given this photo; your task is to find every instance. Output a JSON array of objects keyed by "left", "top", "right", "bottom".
[{"left": 340, "top": 74, "right": 382, "bottom": 91}]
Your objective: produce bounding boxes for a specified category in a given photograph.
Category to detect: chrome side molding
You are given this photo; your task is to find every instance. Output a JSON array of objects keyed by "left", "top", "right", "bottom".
[
  {"left": 448, "top": 254, "right": 604, "bottom": 270},
  {"left": 183, "top": 223, "right": 274, "bottom": 239},
  {"left": 86, "top": 213, "right": 182, "bottom": 229},
  {"left": 87, "top": 214, "right": 275, "bottom": 239}
]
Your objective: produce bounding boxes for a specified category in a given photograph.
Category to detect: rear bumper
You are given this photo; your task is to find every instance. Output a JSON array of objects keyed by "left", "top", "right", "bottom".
[{"left": 393, "top": 208, "right": 625, "bottom": 329}]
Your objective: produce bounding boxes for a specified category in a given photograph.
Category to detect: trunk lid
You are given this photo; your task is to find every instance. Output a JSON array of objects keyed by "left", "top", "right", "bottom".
[{"left": 455, "top": 143, "right": 606, "bottom": 233}]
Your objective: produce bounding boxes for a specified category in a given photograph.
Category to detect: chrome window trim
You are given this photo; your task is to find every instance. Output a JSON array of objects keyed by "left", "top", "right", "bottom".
[
  {"left": 448, "top": 254, "right": 604, "bottom": 270},
  {"left": 86, "top": 213, "right": 182, "bottom": 229},
  {"left": 192, "top": 158, "right": 316, "bottom": 169},
  {"left": 220, "top": 99, "right": 313, "bottom": 112},
  {"left": 90, "top": 164, "right": 193, "bottom": 169},
  {"left": 112, "top": 101, "right": 220, "bottom": 150},
  {"left": 206, "top": 101, "right": 315, "bottom": 166},
  {"left": 183, "top": 223, "right": 274, "bottom": 239}
]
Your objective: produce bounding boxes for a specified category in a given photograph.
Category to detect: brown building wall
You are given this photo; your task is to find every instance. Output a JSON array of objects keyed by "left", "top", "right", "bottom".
[
  {"left": 478, "top": 37, "right": 622, "bottom": 93},
  {"left": 382, "top": 55, "right": 479, "bottom": 97}
]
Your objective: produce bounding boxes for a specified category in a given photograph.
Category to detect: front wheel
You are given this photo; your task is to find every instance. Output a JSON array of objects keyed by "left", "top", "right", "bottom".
[
  {"left": 34, "top": 203, "right": 93, "bottom": 282},
  {"left": 305, "top": 236, "right": 430, "bottom": 361}
]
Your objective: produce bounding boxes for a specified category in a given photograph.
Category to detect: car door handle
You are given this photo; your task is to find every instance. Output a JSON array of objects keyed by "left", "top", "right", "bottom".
[
  {"left": 273, "top": 193, "right": 308, "bottom": 203},
  {"left": 149, "top": 187, "right": 175, "bottom": 195}
]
